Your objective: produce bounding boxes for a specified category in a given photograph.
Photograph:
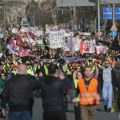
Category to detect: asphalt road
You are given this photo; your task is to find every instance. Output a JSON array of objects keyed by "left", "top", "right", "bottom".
[
  {"left": 0, "top": 97, "right": 118, "bottom": 120},
  {"left": 32, "top": 97, "right": 118, "bottom": 120}
]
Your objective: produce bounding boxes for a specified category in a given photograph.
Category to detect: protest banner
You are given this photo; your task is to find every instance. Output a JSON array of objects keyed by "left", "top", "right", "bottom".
[
  {"left": 79, "top": 32, "right": 91, "bottom": 36},
  {"left": 33, "top": 39, "right": 42, "bottom": 45},
  {"left": 74, "top": 38, "right": 81, "bottom": 52},
  {"left": 49, "top": 31, "right": 65, "bottom": 49},
  {"left": 12, "top": 28, "right": 18, "bottom": 34},
  {"left": 19, "top": 50, "right": 29, "bottom": 57},
  {"left": 34, "top": 30, "right": 43, "bottom": 37},
  {"left": 0, "top": 33, "right": 3, "bottom": 38},
  {"left": 96, "top": 45, "right": 108, "bottom": 55},
  {"left": 80, "top": 41, "right": 95, "bottom": 54}
]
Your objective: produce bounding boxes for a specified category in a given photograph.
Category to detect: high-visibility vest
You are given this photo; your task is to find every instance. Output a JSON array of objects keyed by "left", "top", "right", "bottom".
[
  {"left": 92, "top": 66, "right": 95, "bottom": 72},
  {"left": 78, "top": 78, "right": 100, "bottom": 106},
  {"left": 57, "top": 63, "right": 60, "bottom": 68},
  {"left": 73, "top": 79, "right": 80, "bottom": 102},
  {"left": 27, "top": 69, "right": 34, "bottom": 76},
  {"left": 74, "top": 79, "right": 78, "bottom": 89},
  {"left": 44, "top": 65, "right": 48, "bottom": 75},
  {"left": 12, "top": 70, "right": 17, "bottom": 75},
  {"left": 65, "top": 64, "right": 71, "bottom": 75}
]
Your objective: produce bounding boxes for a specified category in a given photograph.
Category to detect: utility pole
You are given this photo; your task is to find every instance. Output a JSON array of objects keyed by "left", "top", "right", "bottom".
[
  {"left": 97, "top": 0, "right": 100, "bottom": 32},
  {"left": 113, "top": 3, "right": 115, "bottom": 25}
]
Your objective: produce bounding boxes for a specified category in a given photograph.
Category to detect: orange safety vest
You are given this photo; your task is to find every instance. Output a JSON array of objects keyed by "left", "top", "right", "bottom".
[{"left": 78, "top": 78, "right": 100, "bottom": 106}]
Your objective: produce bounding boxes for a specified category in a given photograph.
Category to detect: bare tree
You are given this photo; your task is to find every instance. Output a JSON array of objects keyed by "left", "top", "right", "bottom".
[
  {"left": 4, "top": 0, "right": 30, "bottom": 27},
  {"left": 38, "top": 0, "right": 56, "bottom": 24}
]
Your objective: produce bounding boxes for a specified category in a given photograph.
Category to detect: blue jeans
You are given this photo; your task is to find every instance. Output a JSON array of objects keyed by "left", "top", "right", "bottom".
[
  {"left": 102, "top": 83, "right": 113, "bottom": 109},
  {"left": 8, "top": 111, "right": 32, "bottom": 120}
]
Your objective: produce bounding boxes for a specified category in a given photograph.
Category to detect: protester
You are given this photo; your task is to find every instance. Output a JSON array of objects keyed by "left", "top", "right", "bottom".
[
  {"left": 56, "top": 69, "right": 70, "bottom": 111},
  {"left": 39, "top": 63, "right": 67, "bottom": 120},
  {"left": 78, "top": 66, "right": 101, "bottom": 120},
  {"left": 98, "top": 60, "right": 117, "bottom": 112},
  {"left": 93, "top": 66, "right": 101, "bottom": 80},
  {"left": 1, "top": 64, "right": 39, "bottom": 120},
  {"left": 0, "top": 23, "right": 119, "bottom": 120},
  {"left": 71, "top": 71, "right": 82, "bottom": 120},
  {"left": 0, "top": 72, "right": 8, "bottom": 118},
  {"left": 116, "top": 74, "right": 120, "bottom": 120}
]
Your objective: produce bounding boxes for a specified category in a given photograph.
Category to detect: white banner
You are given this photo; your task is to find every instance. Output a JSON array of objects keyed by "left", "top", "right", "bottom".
[
  {"left": 49, "top": 31, "right": 65, "bottom": 49},
  {"left": 73, "top": 38, "right": 81, "bottom": 52},
  {"left": 0, "top": 33, "right": 3, "bottom": 38},
  {"left": 80, "top": 41, "right": 95, "bottom": 54},
  {"left": 34, "top": 31, "right": 43, "bottom": 37},
  {"left": 96, "top": 45, "right": 108, "bottom": 55},
  {"left": 12, "top": 28, "right": 18, "bottom": 34}
]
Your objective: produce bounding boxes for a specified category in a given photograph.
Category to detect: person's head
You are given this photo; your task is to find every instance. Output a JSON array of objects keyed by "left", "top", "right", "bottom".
[
  {"left": 26, "top": 64, "right": 30, "bottom": 70},
  {"left": 104, "top": 60, "right": 110, "bottom": 68},
  {"left": 76, "top": 71, "right": 82, "bottom": 80},
  {"left": 83, "top": 66, "right": 92, "bottom": 79},
  {"left": 48, "top": 63, "right": 57, "bottom": 75},
  {"left": 95, "top": 66, "right": 100, "bottom": 72},
  {"left": 89, "top": 61, "right": 93, "bottom": 66},
  {"left": 40, "top": 60, "right": 44, "bottom": 66},
  {"left": 18, "top": 64, "right": 27, "bottom": 75},
  {"left": 76, "top": 66, "right": 81, "bottom": 72},
  {"left": 89, "top": 56, "right": 93, "bottom": 61},
  {"left": 56, "top": 69, "right": 63, "bottom": 78},
  {"left": 1, "top": 72, "right": 6, "bottom": 80}
]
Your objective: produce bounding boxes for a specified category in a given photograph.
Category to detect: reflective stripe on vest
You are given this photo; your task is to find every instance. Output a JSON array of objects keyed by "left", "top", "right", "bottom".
[
  {"left": 44, "top": 65, "right": 48, "bottom": 75},
  {"left": 80, "top": 96, "right": 100, "bottom": 102},
  {"left": 78, "top": 78, "right": 100, "bottom": 106},
  {"left": 81, "top": 93, "right": 98, "bottom": 97}
]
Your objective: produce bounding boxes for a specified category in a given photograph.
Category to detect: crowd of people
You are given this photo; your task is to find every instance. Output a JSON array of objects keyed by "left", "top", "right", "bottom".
[{"left": 0, "top": 24, "right": 119, "bottom": 120}]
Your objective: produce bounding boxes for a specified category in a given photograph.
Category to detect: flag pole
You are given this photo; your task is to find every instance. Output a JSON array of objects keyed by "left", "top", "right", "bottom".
[{"left": 98, "top": 0, "right": 100, "bottom": 32}]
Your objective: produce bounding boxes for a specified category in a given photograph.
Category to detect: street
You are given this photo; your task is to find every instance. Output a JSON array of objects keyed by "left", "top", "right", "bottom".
[
  {"left": 32, "top": 98, "right": 118, "bottom": 120},
  {"left": 0, "top": 98, "right": 118, "bottom": 120},
  {"left": 0, "top": 97, "right": 118, "bottom": 120}
]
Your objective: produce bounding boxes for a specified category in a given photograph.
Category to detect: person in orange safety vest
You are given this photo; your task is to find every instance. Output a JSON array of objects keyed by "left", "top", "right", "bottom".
[{"left": 78, "top": 66, "right": 101, "bottom": 120}]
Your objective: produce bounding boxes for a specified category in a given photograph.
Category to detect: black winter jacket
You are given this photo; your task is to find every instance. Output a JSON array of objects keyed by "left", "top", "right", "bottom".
[
  {"left": 98, "top": 68, "right": 117, "bottom": 89},
  {"left": 40, "top": 76, "right": 68, "bottom": 112},
  {"left": 1, "top": 74, "right": 39, "bottom": 112}
]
